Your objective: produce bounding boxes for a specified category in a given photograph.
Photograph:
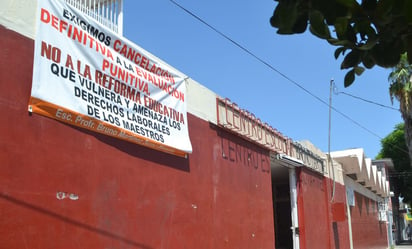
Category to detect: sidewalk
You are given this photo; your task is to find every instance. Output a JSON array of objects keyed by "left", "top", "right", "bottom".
[{"left": 395, "top": 241, "right": 412, "bottom": 249}]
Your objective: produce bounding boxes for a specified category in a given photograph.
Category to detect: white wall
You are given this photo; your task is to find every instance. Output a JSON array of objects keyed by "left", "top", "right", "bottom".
[{"left": 0, "top": 0, "right": 38, "bottom": 39}]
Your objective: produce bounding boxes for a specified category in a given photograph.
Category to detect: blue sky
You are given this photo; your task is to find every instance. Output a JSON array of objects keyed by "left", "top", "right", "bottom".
[{"left": 123, "top": 0, "right": 402, "bottom": 159}]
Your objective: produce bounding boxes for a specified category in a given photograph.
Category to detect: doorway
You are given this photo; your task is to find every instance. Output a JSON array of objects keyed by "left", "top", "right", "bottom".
[{"left": 271, "top": 157, "right": 300, "bottom": 249}]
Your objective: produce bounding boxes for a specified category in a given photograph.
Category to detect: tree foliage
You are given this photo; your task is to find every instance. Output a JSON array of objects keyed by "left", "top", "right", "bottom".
[
  {"left": 376, "top": 123, "right": 412, "bottom": 202},
  {"left": 389, "top": 53, "right": 412, "bottom": 114},
  {"left": 388, "top": 52, "right": 412, "bottom": 164},
  {"left": 377, "top": 123, "right": 410, "bottom": 170},
  {"left": 270, "top": 0, "right": 412, "bottom": 87}
]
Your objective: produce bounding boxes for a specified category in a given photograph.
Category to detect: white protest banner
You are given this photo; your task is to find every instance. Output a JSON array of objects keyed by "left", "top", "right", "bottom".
[{"left": 29, "top": 0, "right": 192, "bottom": 157}]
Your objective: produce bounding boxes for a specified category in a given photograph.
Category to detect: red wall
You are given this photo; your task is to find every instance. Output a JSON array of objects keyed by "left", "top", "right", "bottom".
[
  {"left": 297, "top": 166, "right": 388, "bottom": 249},
  {"left": 297, "top": 168, "right": 350, "bottom": 249},
  {"left": 350, "top": 192, "right": 388, "bottom": 249},
  {"left": 0, "top": 26, "right": 275, "bottom": 249}
]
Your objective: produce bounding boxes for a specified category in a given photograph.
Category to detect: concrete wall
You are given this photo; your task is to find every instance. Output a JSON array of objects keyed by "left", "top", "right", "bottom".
[
  {"left": 1, "top": 1, "right": 392, "bottom": 248},
  {"left": 350, "top": 192, "right": 388, "bottom": 249},
  {"left": 346, "top": 177, "right": 388, "bottom": 249},
  {"left": 0, "top": 0, "right": 37, "bottom": 39},
  {"left": 297, "top": 167, "right": 350, "bottom": 249},
  {"left": 0, "top": 25, "right": 275, "bottom": 249}
]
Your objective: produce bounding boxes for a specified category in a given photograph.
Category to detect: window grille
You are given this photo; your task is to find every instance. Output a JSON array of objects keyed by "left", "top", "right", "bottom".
[{"left": 65, "top": 0, "right": 123, "bottom": 35}]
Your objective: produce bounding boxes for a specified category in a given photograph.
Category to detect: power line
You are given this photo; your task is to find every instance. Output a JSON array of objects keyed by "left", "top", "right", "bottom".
[
  {"left": 333, "top": 84, "right": 400, "bottom": 111},
  {"left": 168, "top": 0, "right": 327, "bottom": 106},
  {"left": 168, "top": 0, "right": 409, "bottom": 155}
]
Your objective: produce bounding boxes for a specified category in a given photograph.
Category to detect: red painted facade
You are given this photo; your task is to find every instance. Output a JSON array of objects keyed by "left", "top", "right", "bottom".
[
  {"left": 297, "top": 168, "right": 350, "bottom": 249},
  {"left": 0, "top": 26, "right": 274, "bottom": 249},
  {"left": 297, "top": 167, "right": 388, "bottom": 249},
  {"left": 0, "top": 23, "right": 391, "bottom": 249},
  {"left": 350, "top": 192, "right": 388, "bottom": 249}
]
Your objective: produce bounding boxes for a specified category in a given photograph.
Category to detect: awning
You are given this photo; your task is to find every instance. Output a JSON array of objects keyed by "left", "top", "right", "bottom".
[{"left": 404, "top": 213, "right": 412, "bottom": 221}]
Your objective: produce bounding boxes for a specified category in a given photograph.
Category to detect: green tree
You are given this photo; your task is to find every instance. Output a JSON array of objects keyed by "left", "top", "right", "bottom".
[
  {"left": 389, "top": 53, "right": 412, "bottom": 162},
  {"left": 377, "top": 123, "right": 412, "bottom": 202},
  {"left": 270, "top": 0, "right": 412, "bottom": 87},
  {"left": 270, "top": 0, "right": 412, "bottom": 165}
]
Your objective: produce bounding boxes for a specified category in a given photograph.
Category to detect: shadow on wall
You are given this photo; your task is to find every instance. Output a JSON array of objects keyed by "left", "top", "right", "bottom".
[
  {"left": 365, "top": 197, "right": 370, "bottom": 215},
  {"left": 55, "top": 120, "right": 191, "bottom": 173},
  {"left": 355, "top": 193, "right": 363, "bottom": 216},
  {"left": 354, "top": 194, "right": 373, "bottom": 216},
  {"left": 1, "top": 25, "right": 190, "bottom": 173},
  {"left": 333, "top": 222, "right": 340, "bottom": 249},
  {"left": 0, "top": 193, "right": 154, "bottom": 249}
]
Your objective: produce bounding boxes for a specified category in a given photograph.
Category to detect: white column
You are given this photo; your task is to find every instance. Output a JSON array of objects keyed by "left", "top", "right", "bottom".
[
  {"left": 346, "top": 189, "right": 354, "bottom": 249},
  {"left": 289, "top": 168, "right": 300, "bottom": 249},
  {"left": 117, "top": 0, "right": 123, "bottom": 36}
]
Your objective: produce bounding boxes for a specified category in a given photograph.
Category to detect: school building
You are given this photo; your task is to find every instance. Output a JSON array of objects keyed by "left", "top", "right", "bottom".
[{"left": 0, "top": 0, "right": 394, "bottom": 248}]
